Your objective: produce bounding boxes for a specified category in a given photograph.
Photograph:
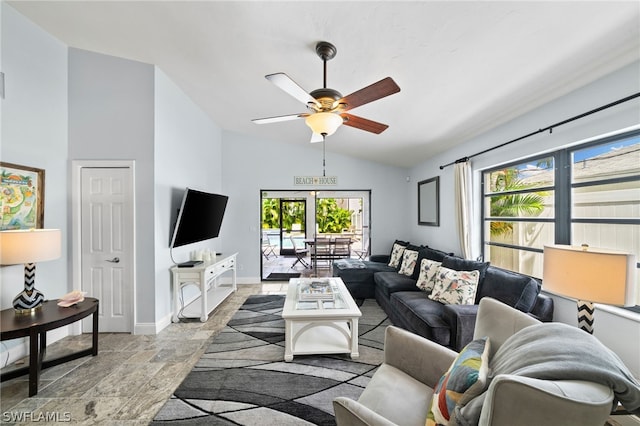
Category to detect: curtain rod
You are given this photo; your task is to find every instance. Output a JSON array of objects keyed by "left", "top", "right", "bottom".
[{"left": 439, "top": 92, "right": 640, "bottom": 170}]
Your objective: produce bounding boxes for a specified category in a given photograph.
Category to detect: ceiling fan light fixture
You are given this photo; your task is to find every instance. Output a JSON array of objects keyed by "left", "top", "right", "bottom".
[{"left": 305, "top": 112, "right": 343, "bottom": 136}]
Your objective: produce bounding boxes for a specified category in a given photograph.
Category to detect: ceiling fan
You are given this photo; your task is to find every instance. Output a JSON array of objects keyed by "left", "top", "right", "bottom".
[{"left": 252, "top": 41, "right": 401, "bottom": 143}]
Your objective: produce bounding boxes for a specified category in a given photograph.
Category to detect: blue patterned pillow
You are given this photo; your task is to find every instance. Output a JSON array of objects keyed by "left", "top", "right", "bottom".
[{"left": 426, "top": 337, "right": 490, "bottom": 425}]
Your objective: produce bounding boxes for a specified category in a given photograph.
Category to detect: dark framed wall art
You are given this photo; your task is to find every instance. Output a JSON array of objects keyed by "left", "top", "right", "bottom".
[
  {"left": 0, "top": 162, "right": 45, "bottom": 230},
  {"left": 418, "top": 176, "right": 439, "bottom": 226}
]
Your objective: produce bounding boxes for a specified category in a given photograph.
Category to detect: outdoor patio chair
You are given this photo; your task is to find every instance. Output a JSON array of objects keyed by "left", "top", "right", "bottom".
[
  {"left": 262, "top": 233, "right": 277, "bottom": 259},
  {"left": 353, "top": 239, "right": 369, "bottom": 260},
  {"left": 289, "top": 235, "right": 310, "bottom": 269},
  {"left": 313, "top": 236, "right": 333, "bottom": 268},
  {"left": 333, "top": 237, "right": 352, "bottom": 259}
]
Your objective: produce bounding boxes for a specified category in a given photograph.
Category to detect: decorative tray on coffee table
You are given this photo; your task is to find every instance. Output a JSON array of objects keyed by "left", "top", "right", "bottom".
[{"left": 299, "top": 280, "right": 334, "bottom": 301}]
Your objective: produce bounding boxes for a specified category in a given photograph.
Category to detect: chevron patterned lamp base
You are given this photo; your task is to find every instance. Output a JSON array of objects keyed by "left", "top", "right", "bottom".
[
  {"left": 577, "top": 300, "right": 595, "bottom": 334},
  {"left": 12, "top": 263, "right": 45, "bottom": 313}
]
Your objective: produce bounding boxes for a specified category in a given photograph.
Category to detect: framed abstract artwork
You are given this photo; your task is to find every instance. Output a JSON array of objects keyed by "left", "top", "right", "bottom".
[
  {"left": 0, "top": 162, "right": 45, "bottom": 230},
  {"left": 418, "top": 176, "right": 439, "bottom": 226}
]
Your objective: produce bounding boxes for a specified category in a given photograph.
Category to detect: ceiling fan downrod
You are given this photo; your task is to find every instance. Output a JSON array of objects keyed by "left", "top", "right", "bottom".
[
  {"left": 315, "top": 41, "right": 337, "bottom": 89},
  {"left": 309, "top": 42, "right": 342, "bottom": 112}
]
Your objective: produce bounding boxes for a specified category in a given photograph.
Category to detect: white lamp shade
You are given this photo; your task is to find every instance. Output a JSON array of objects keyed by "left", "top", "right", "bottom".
[
  {"left": 0, "top": 229, "right": 62, "bottom": 265},
  {"left": 543, "top": 244, "right": 637, "bottom": 306},
  {"left": 305, "top": 112, "right": 343, "bottom": 136}
]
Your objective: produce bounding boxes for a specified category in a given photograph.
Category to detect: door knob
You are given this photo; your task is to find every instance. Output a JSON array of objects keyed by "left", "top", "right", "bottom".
[{"left": 106, "top": 257, "right": 120, "bottom": 263}]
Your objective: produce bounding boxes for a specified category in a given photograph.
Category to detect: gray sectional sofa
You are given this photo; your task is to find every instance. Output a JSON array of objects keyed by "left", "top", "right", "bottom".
[{"left": 333, "top": 241, "right": 554, "bottom": 351}]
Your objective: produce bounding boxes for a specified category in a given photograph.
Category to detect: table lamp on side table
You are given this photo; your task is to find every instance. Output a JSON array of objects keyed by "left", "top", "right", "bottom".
[
  {"left": 0, "top": 229, "right": 61, "bottom": 313},
  {"left": 543, "top": 244, "right": 637, "bottom": 334}
]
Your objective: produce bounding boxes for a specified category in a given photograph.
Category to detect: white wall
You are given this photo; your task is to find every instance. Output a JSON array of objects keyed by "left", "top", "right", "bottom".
[
  {"left": 221, "top": 130, "right": 411, "bottom": 281},
  {"left": 153, "top": 67, "right": 223, "bottom": 326},
  {"left": 0, "top": 2, "right": 68, "bottom": 362},
  {"left": 408, "top": 60, "right": 640, "bottom": 376},
  {"left": 68, "top": 48, "right": 156, "bottom": 324},
  {"left": 68, "top": 50, "right": 226, "bottom": 331}
]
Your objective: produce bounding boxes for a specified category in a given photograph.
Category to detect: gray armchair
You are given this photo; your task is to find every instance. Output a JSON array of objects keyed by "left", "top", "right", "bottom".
[{"left": 333, "top": 297, "right": 622, "bottom": 426}]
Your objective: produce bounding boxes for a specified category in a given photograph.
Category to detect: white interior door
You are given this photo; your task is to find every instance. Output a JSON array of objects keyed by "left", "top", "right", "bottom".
[{"left": 80, "top": 167, "right": 134, "bottom": 332}]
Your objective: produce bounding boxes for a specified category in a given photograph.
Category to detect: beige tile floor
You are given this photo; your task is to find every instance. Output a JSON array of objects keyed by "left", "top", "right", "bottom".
[{"left": 0, "top": 283, "right": 289, "bottom": 425}]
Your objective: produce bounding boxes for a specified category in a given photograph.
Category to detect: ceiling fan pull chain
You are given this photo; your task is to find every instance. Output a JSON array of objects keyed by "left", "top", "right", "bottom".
[{"left": 322, "top": 134, "right": 326, "bottom": 176}]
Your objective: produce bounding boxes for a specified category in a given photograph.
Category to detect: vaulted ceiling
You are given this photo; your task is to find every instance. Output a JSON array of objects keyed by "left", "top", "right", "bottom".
[{"left": 9, "top": 1, "right": 640, "bottom": 167}]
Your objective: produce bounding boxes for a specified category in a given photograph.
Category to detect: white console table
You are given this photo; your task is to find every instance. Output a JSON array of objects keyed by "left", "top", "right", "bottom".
[{"left": 171, "top": 253, "right": 238, "bottom": 322}]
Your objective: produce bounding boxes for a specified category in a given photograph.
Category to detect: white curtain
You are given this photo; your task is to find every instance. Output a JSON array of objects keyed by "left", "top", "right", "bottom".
[{"left": 454, "top": 160, "right": 473, "bottom": 259}]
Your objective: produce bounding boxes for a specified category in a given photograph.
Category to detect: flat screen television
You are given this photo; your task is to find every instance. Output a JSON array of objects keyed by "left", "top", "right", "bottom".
[{"left": 170, "top": 188, "right": 229, "bottom": 248}]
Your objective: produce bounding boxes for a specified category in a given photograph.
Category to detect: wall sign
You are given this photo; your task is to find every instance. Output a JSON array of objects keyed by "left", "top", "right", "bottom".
[{"left": 294, "top": 176, "right": 338, "bottom": 186}]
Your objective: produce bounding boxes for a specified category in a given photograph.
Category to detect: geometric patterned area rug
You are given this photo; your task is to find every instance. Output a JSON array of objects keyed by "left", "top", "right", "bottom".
[{"left": 151, "top": 294, "right": 390, "bottom": 425}]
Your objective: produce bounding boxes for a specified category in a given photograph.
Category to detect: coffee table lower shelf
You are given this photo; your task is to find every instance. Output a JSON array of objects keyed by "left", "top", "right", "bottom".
[{"left": 284, "top": 319, "right": 359, "bottom": 362}]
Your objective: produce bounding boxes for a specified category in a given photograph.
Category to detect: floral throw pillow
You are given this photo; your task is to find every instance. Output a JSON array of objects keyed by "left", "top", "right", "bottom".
[
  {"left": 416, "top": 259, "right": 441, "bottom": 292},
  {"left": 398, "top": 249, "right": 420, "bottom": 276},
  {"left": 426, "top": 337, "right": 491, "bottom": 426},
  {"left": 428, "top": 266, "right": 480, "bottom": 305},
  {"left": 388, "top": 243, "right": 407, "bottom": 268}
]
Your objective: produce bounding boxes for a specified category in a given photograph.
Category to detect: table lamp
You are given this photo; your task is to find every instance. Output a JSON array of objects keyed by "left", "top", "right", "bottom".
[
  {"left": 543, "top": 244, "right": 637, "bottom": 334},
  {"left": 0, "top": 229, "right": 61, "bottom": 313}
]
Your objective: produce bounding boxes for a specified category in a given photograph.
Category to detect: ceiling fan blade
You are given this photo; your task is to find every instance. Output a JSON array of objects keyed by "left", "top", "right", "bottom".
[
  {"left": 266, "top": 73, "right": 320, "bottom": 108},
  {"left": 252, "top": 113, "right": 308, "bottom": 124},
  {"left": 310, "top": 132, "right": 324, "bottom": 143},
  {"left": 341, "top": 113, "right": 389, "bottom": 134},
  {"left": 339, "top": 77, "right": 400, "bottom": 111}
]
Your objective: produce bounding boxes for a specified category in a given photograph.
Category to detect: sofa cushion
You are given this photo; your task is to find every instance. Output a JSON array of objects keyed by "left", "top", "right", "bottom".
[
  {"left": 429, "top": 267, "right": 480, "bottom": 305},
  {"left": 388, "top": 240, "right": 410, "bottom": 268},
  {"left": 416, "top": 258, "right": 442, "bottom": 292},
  {"left": 427, "top": 337, "right": 490, "bottom": 426},
  {"left": 374, "top": 271, "right": 419, "bottom": 298},
  {"left": 333, "top": 260, "right": 396, "bottom": 299},
  {"left": 358, "top": 363, "right": 434, "bottom": 426},
  {"left": 441, "top": 256, "right": 489, "bottom": 289},
  {"left": 399, "top": 247, "right": 421, "bottom": 276},
  {"left": 333, "top": 260, "right": 396, "bottom": 280},
  {"left": 478, "top": 267, "right": 540, "bottom": 312},
  {"left": 389, "top": 292, "right": 451, "bottom": 346},
  {"left": 413, "top": 247, "right": 454, "bottom": 279}
]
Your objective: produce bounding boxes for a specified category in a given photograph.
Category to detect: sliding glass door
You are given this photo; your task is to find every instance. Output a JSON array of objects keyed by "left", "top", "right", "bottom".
[{"left": 260, "top": 190, "right": 371, "bottom": 280}]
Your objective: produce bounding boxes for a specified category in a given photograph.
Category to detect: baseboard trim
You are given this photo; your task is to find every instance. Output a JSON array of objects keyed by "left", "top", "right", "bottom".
[
  {"left": 237, "top": 277, "right": 261, "bottom": 284},
  {"left": 134, "top": 315, "right": 172, "bottom": 335}
]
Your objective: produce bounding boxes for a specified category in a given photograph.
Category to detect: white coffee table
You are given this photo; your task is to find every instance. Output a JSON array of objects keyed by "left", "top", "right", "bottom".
[{"left": 282, "top": 277, "right": 362, "bottom": 362}]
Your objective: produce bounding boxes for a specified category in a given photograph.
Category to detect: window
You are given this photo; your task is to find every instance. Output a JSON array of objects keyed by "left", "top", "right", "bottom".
[
  {"left": 482, "top": 156, "right": 555, "bottom": 277},
  {"left": 482, "top": 130, "right": 640, "bottom": 305}
]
